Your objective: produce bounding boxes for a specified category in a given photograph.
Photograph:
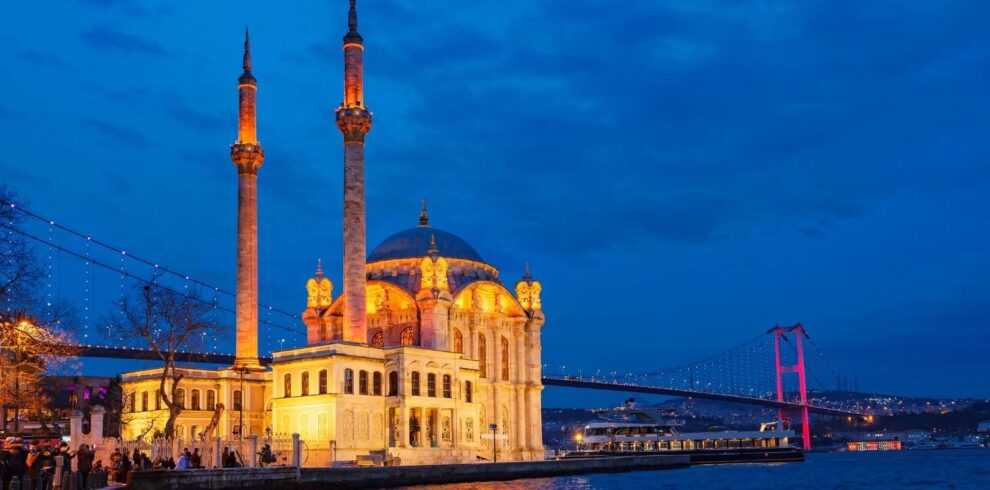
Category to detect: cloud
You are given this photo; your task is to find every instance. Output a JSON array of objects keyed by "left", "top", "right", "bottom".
[
  {"left": 16, "top": 50, "right": 67, "bottom": 67},
  {"left": 83, "top": 118, "right": 153, "bottom": 147},
  {"left": 80, "top": 25, "right": 170, "bottom": 57}
]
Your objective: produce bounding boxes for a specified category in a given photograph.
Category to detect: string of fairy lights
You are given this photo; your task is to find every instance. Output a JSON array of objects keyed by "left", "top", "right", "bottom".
[{"left": 0, "top": 199, "right": 305, "bottom": 354}]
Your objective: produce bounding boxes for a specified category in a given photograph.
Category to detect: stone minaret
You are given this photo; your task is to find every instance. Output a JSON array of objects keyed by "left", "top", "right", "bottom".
[
  {"left": 231, "top": 28, "right": 264, "bottom": 369},
  {"left": 336, "top": 0, "right": 372, "bottom": 343}
]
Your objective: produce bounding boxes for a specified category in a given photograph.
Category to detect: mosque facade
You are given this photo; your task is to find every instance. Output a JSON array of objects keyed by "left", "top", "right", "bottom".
[{"left": 119, "top": 0, "right": 545, "bottom": 465}]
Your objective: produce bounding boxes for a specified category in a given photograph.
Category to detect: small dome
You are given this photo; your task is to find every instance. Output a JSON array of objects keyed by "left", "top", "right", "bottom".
[{"left": 368, "top": 227, "right": 484, "bottom": 263}]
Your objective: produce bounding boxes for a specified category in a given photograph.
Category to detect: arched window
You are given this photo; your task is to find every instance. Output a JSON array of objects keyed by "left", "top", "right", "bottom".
[
  {"left": 284, "top": 373, "right": 292, "bottom": 397},
  {"left": 301, "top": 371, "right": 310, "bottom": 396},
  {"left": 233, "top": 390, "right": 242, "bottom": 411},
  {"left": 465, "top": 381, "right": 473, "bottom": 403},
  {"left": 388, "top": 371, "right": 398, "bottom": 396},
  {"left": 442, "top": 375, "right": 452, "bottom": 398},
  {"left": 319, "top": 369, "right": 328, "bottom": 395},
  {"left": 141, "top": 391, "right": 148, "bottom": 412},
  {"left": 453, "top": 329, "right": 463, "bottom": 354},
  {"left": 373, "top": 372, "right": 383, "bottom": 396},
  {"left": 359, "top": 370, "right": 369, "bottom": 395},
  {"left": 501, "top": 336, "right": 510, "bottom": 380},
  {"left": 478, "top": 334, "right": 487, "bottom": 378},
  {"left": 191, "top": 389, "right": 201, "bottom": 410},
  {"left": 410, "top": 371, "right": 421, "bottom": 396},
  {"left": 371, "top": 332, "right": 384, "bottom": 348},
  {"left": 207, "top": 390, "right": 216, "bottom": 411},
  {"left": 344, "top": 369, "right": 354, "bottom": 394},
  {"left": 400, "top": 327, "right": 414, "bottom": 346},
  {"left": 427, "top": 373, "right": 437, "bottom": 397},
  {"left": 175, "top": 388, "right": 186, "bottom": 410},
  {"left": 128, "top": 392, "right": 136, "bottom": 412},
  {"left": 155, "top": 390, "right": 161, "bottom": 410}
]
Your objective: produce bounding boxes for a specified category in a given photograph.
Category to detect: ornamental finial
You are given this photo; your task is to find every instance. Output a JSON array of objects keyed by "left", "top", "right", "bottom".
[
  {"left": 419, "top": 198, "right": 430, "bottom": 227},
  {"left": 523, "top": 262, "right": 532, "bottom": 281},
  {"left": 349, "top": 0, "right": 358, "bottom": 32},
  {"left": 428, "top": 233, "right": 439, "bottom": 257},
  {"left": 315, "top": 258, "right": 323, "bottom": 276}
]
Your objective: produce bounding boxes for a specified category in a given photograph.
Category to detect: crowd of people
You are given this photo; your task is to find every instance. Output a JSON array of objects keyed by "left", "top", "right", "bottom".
[
  {"left": 1, "top": 436, "right": 278, "bottom": 488},
  {"left": 0, "top": 437, "right": 99, "bottom": 490}
]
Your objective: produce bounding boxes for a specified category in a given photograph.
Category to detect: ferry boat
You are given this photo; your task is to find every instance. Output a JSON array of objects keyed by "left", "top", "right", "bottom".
[{"left": 564, "top": 402, "right": 804, "bottom": 464}]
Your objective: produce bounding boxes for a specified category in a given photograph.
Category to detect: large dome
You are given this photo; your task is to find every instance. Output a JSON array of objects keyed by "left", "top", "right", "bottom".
[{"left": 368, "top": 226, "right": 485, "bottom": 263}]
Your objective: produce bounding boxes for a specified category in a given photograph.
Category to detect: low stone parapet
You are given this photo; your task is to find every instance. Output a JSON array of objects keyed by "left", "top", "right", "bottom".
[{"left": 127, "top": 467, "right": 298, "bottom": 490}]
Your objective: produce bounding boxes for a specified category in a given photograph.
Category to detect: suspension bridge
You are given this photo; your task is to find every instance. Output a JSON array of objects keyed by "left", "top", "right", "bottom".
[{"left": 2, "top": 199, "right": 870, "bottom": 450}]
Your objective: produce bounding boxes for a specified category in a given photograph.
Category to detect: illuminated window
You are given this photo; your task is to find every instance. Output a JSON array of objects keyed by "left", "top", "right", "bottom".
[
  {"left": 442, "top": 375, "right": 452, "bottom": 398},
  {"left": 501, "top": 337, "right": 510, "bottom": 380},
  {"left": 411, "top": 372, "right": 420, "bottom": 396},
  {"left": 344, "top": 369, "right": 354, "bottom": 394},
  {"left": 478, "top": 334, "right": 487, "bottom": 378},
  {"left": 128, "top": 392, "right": 135, "bottom": 413},
  {"left": 191, "top": 389, "right": 201, "bottom": 410},
  {"left": 427, "top": 373, "right": 437, "bottom": 397},
  {"left": 388, "top": 371, "right": 398, "bottom": 396},
  {"left": 207, "top": 390, "right": 216, "bottom": 411},
  {"left": 359, "top": 370, "right": 369, "bottom": 395},
  {"left": 453, "top": 329, "right": 463, "bottom": 353},
  {"left": 465, "top": 381, "right": 473, "bottom": 403},
  {"left": 371, "top": 332, "right": 384, "bottom": 348},
  {"left": 233, "top": 390, "right": 242, "bottom": 411},
  {"left": 301, "top": 371, "right": 310, "bottom": 396},
  {"left": 373, "top": 372, "right": 383, "bottom": 396},
  {"left": 400, "top": 327, "right": 414, "bottom": 346},
  {"left": 175, "top": 388, "right": 185, "bottom": 410},
  {"left": 141, "top": 392, "right": 148, "bottom": 412},
  {"left": 319, "top": 370, "right": 328, "bottom": 395},
  {"left": 155, "top": 390, "right": 161, "bottom": 410},
  {"left": 284, "top": 373, "right": 292, "bottom": 397}
]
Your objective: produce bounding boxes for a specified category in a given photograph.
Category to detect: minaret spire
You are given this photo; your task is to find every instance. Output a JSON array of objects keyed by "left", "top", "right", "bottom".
[
  {"left": 419, "top": 198, "right": 430, "bottom": 227},
  {"left": 231, "top": 28, "right": 264, "bottom": 371},
  {"left": 336, "top": 0, "right": 372, "bottom": 344}
]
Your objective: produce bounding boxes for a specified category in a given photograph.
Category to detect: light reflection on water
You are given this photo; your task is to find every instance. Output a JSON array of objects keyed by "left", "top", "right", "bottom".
[{"left": 390, "top": 449, "right": 990, "bottom": 489}]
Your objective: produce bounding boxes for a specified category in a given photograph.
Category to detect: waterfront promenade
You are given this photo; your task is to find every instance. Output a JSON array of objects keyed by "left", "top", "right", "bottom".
[{"left": 124, "top": 455, "right": 689, "bottom": 490}]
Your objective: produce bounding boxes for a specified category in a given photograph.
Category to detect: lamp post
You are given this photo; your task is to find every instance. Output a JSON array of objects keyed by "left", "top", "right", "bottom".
[
  {"left": 489, "top": 423, "right": 497, "bottom": 463},
  {"left": 238, "top": 368, "right": 246, "bottom": 440}
]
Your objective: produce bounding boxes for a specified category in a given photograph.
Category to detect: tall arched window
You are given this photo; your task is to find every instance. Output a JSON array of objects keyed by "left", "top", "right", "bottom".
[
  {"left": 427, "top": 373, "right": 437, "bottom": 397},
  {"left": 501, "top": 336, "right": 510, "bottom": 380},
  {"left": 442, "top": 375, "right": 452, "bottom": 398},
  {"left": 318, "top": 370, "right": 328, "bottom": 395},
  {"left": 410, "top": 371, "right": 420, "bottom": 396},
  {"left": 207, "top": 390, "right": 216, "bottom": 411},
  {"left": 478, "top": 334, "right": 487, "bottom": 378},
  {"left": 233, "top": 390, "right": 242, "bottom": 410},
  {"left": 284, "top": 373, "right": 292, "bottom": 397},
  {"left": 373, "top": 372, "right": 383, "bottom": 396},
  {"left": 175, "top": 388, "right": 186, "bottom": 410},
  {"left": 400, "top": 327, "right": 414, "bottom": 346},
  {"left": 465, "top": 381, "right": 473, "bottom": 403},
  {"left": 155, "top": 390, "right": 161, "bottom": 410},
  {"left": 141, "top": 391, "right": 148, "bottom": 412},
  {"left": 301, "top": 371, "right": 310, "bottom": 396},
  {"left": 191, "top": 389, "right": 201, "bottom": 410},
  {"left": 344, "top": 369, "right": 354, "bottom": 394},
  {"left": 452, "top": 329, "right": 463, "bottom": 354},
  {"left": 129, "top": 392, "right": 136, "bottom": 412},
  {"left": 371, "top": 332, "right": 384, "bottom": 348},
  {"left": 359, "top": 370, "right": 369, "bottom": 395},
  {"left": 388, "top": 371, "right": 398, "bottom": 396}
]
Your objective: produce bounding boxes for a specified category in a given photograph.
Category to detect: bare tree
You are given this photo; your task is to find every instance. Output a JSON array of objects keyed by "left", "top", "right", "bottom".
[
  {"left": 110, "top": 281, "right": 223, "bottom": 438},
  {"left": 0, "top": 186, "right": 43, "bottom": 311}
]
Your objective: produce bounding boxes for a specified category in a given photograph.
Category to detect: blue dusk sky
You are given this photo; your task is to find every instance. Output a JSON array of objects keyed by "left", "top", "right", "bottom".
[{"left": 2, "top": 1, "right": 989, "bottom": 406}]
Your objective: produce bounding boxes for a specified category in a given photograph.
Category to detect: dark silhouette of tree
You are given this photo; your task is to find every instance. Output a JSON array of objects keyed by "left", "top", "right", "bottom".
[{"left": 110, "top": 280, "right": 224, "bottom": 438}]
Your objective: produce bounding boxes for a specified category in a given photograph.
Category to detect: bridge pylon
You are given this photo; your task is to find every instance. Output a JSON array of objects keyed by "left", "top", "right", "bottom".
[{"left": 770, "top": 323, "right": 811, "bottom": 450}]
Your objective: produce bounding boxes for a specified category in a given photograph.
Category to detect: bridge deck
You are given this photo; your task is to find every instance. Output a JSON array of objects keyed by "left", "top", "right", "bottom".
[{"left": 66, "top": 344, "right": 866, "bottom": 418}]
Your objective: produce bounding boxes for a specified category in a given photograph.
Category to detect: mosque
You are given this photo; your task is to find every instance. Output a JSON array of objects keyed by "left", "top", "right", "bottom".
[{"left": 118, "top": 1, "right": 545, "bottom": 465}]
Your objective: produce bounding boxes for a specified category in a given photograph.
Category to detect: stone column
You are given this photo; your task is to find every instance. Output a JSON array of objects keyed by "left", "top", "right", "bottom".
[
  {"left": 249, "top": 435, "right": 258, "bottom": 467},
  {"left": 416, "top": 294, "right": 452, "bottom": 350},
  {"left": 69, "top": 410, "right": 83, "bottom": 458},
  {"left": 90, "top": 405, "right": 106, "bottom": 446}
]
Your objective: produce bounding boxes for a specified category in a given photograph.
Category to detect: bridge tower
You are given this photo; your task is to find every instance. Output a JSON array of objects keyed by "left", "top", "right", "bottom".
[{"left": 770, "top": 323, "right": 811, "bottom": 450}]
